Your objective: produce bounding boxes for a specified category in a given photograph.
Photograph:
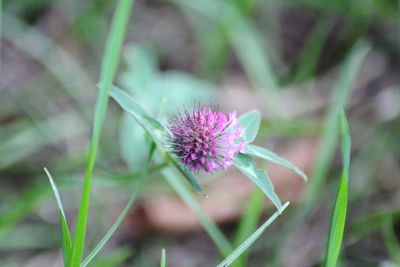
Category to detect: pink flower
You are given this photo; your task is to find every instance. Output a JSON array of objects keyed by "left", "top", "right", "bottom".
[{"left": 168, "top": 106, "right": 245, "bottom": 172}]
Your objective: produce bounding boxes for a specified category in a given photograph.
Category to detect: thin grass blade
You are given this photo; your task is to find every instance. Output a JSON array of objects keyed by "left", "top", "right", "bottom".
[
  {"left": 324, "top": 111, "right": 351, "bottom": 267},
  {"left": 232, "top": 188, "right": 264, "bottom": 267},
  {"left": 272, "top": 41, "right": 369, "bottom": 267},
  {"left": 44, "top": 168, "right": 72, "bottom": 266},
  {"left": 160, "top": 249, "right": 166, "bottom": 267},
  {"left": 81, "top": 144, "right": 155, "bottom": 267},
  {"left": 216, "top": 202, "right": 289, "bottom": 267},
  {"left": 70, "top": 1, "right": 134, "bottom": 266}
]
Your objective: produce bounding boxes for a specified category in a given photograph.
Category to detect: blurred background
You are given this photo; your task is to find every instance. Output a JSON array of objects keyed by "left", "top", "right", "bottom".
[{"left": 1, "top": 0, "right": 400, "bottom": 266}]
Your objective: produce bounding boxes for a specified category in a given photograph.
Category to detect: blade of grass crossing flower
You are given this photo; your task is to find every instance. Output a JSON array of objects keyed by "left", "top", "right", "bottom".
[
  {"left": 234, "top": 153, "right": 282, "bottom": 210},
  {"left": 162, "top": 167, "right": 232, "bottom": 256},
  {"left": 81, "top": 144, "right": 155, "bottom": 267},
  {"left": 70, "top": 1, "right": 134, "bottom": 266},
  {"left": 216, "top": 202, "right": 289, "bottom": 267},
  {"left": 324, "top": 111, "right": 351, "bottom": 267},
  {"left": 232, "top": 188, "right": 264, "bottom": 267},
  {"left": 245, "top": 145, "right": 307, "bottom": 181},
  {"left": 44, "top": 168, "right": 72, "bottom": 266},
  {"left": 110, "top": 86, "right": 203, "bottom": 192},
  {"left": 237, "top": 110, "right": 261, "bottom": 143},
  {"left": 160, "top": 249, "right": 166, "bottom": 267}
]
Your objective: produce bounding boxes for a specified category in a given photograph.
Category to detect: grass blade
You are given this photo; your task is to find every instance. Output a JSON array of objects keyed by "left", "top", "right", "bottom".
[
  {"left": 70, "top": 1, "right": 134, "bottom": 266},
  {"left": 216, "top": 202, "right": 290, "bottom": 267},
  {"left": 44, "top": 168, "right": 72, "bottom": 266},
  {"left": 160, "top": 249, "right": 166, "bottom": 267},
  {"left": 324, "top": 111, "right": 351, "bottom": 267},
  {"left": 81, "top": 144, "right": 155, "bottom": 267},
  {"left": 232, "top": 188, "right": 264, "bottom": 267},
  {"left": 245, "top": 145, "right": 307, "bottom": 181},
  {"left": 234, "top": 153, "right": 282, "bottom": 210},
  {"left": 271, "top": 41, "right": 369, "bottom": 267},
  {"left": 162, "top": 167, "right": 232, "bottom": 256}
]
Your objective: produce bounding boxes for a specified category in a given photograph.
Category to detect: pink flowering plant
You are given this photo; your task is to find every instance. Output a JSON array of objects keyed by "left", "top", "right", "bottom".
[
  {"left": 111, "top": 87, "right": 307, "bottom": 211},
  {"left": 43, "top": 2, "right": 308, "bottom": 266}
]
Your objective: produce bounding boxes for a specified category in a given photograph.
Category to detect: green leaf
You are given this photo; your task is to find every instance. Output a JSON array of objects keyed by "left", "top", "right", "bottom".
[
  {"left": 245, "top": 145, "right": 307, "bottom": 181},
  {"left": 234, "top": 153, "right": 282, "bottom": 210},
  {"left": 70, "top": 1, "right": 134, "bottom": 266},
  {"left": 237, "top": 110, "right": 261, "bottom": 143},
  {"left": 324, "top": 111, "right": 351, "bottom": 267},
  {"left": 383, "top": 216, "right": 400, "bottom": 264},
  {"left": 44, "top": 168, "right": 72, "bottom": 266},
  {"left": 160, "top": 249, "right": 166, "bottom": 267},
  {"left": 110, "top": 86, "right": 203, "bottom": 193},
  {"left": 216, "top": 202, "right": 289, "bottom": 267}
]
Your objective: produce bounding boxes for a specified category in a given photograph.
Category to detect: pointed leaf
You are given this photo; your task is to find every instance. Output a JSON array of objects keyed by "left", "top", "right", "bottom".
[
  {"left": 44, "top": 168, "right": 72, "bottom": 266},
  {"left": 237, "top": 110, "right": 261, "bottom": 143},
  {"left": 234, "top": 153, "right": 282, "bottom": 210},
  {"left": 160, "top": 249, "right": 166, "bottom": 267},
  {"left": 324, "top": 111, "right": 351, "bottom": 267},
  {"left": 245, "top": 145, "right": 307, "bottom": 181}
]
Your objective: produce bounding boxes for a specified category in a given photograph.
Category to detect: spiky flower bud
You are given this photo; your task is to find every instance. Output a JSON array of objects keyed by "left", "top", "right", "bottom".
[{"left": 168, "top": 106, "right": 245, "bottom": 172}]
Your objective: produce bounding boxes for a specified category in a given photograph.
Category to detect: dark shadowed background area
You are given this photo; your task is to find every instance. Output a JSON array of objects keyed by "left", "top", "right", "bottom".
[{"left": 1, "top": 0, "right": 400, "bottom": 266}]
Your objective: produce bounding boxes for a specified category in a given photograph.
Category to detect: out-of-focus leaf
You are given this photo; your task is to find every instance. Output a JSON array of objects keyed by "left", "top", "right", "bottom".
[
  {"left": 383, "top": 216, "right": 400, "bottom": 264},
  {"left": 90, "top": 247, "right": 132, "bottom": 267},
  {"left": 160, "top": 249, "right": 166, "bottom": 267},
  {"left": 237, "top": 110, "right": 261, "bottom": 143},
  {"left": 234, "top": 153, "right": 282, "bottom": 210},
  {"left": 245, "top": 145, "right": 307, "bottom": 181},
  {"left": 118, "top": 45, "right": 215, "bottom": 171}
]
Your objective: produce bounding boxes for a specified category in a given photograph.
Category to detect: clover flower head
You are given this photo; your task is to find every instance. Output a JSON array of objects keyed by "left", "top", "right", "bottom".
[{"left": 168, "top": 106, "right": 245, "bottom": 172}]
